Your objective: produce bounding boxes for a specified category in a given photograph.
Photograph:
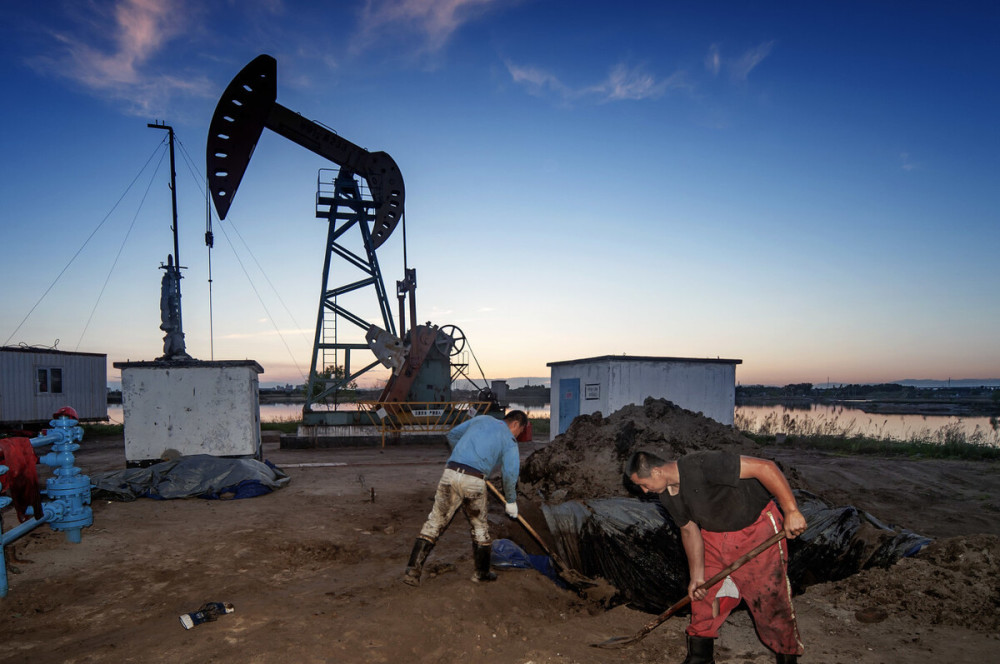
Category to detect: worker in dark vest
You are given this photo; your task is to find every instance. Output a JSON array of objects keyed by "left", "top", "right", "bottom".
[
  {"left": 403, "top": 410, "right": 529, "bottom": 586},
  {"left": 626, "top": 450, "right": 807, "bottom": 664}
]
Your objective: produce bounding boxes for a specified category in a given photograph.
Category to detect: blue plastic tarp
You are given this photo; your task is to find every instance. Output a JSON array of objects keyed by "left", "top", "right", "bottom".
[{"left": 490, "top": 538, "right": 568, "bottom": 588}]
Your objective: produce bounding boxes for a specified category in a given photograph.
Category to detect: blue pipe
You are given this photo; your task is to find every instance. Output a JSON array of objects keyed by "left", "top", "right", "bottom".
[
  {"left": 0, "top": 502, "right": 53, "bottom": 544},
  {"left": 0, "top": 411, "right": 93, "bottom": 598}
]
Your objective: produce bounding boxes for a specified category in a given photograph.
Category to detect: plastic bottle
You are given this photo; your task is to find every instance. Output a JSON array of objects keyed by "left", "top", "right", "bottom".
[{"left": 179, "top": 602, "right": 235, "bottom": 629}]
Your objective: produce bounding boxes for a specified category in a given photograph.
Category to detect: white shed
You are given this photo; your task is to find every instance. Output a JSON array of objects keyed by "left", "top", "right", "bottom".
[
  {"left": 113, "top": 359, "right": 263, "bottom": 467},
  {"left": 547, "top": 355, "right": 742, "bottom": 438},
  {"left": 0, "top": 346, "right": 108, "bottom": 427}
]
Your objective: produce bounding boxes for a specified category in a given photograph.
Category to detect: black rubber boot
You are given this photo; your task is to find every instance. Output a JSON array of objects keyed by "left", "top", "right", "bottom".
[
  {"left": 402, "top": 537, "right": 434, "bottom": 586},
  {"left": 775, "top": 655, "right": 798, "bottom": 664},
  {"left": 471, "top": 542, "right": 497, "bottom": 582},
  {"left": 681, "top": 635, "right": 715, "bottom": 664}
]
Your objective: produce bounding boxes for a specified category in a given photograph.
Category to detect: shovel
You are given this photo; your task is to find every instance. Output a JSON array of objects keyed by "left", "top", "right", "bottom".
[
  {"left": 591, "top": 529, "right": 786, "bottom": 649},
  {"left": 484, "top": 480, "right": 599, "bottom": 591}
]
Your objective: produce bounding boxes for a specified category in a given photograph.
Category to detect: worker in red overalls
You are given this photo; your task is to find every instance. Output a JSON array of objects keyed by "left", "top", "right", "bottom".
[{"left": 627, "top": 450, "right": 807, "bottom": 664}]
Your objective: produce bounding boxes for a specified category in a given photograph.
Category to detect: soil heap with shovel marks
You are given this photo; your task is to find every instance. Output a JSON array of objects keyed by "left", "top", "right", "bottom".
[
  {"left": 520, "top": 397, "right": 807, "bottom": 502},
  {"left": 518, "top": 397, "right": 1000, "bottom": 635},
  {"left": 806, "top": 533, "right": 1000, "bottom": 632}
]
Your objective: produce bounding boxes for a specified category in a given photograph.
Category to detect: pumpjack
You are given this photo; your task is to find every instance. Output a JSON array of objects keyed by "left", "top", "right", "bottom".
[{"left": 206, "top": 55, "right": 498, "bottom": 432}]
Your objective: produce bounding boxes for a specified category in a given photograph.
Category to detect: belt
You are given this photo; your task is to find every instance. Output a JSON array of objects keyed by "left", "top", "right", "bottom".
[{"left": 446, "top": 461, "right": 484, "bottom": 479}]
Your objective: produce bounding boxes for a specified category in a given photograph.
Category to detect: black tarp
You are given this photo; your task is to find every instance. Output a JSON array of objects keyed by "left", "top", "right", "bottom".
[
  {"left": 540, "top": 489, "right": 932, "bottom": 613},
  {"left": 91, "top": 455, "right": 290, "bottom": 501}
]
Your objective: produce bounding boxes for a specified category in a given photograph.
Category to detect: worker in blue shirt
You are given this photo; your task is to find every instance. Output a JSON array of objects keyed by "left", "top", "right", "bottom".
[{"left": 403, "top": 410, "right": 529, "bottom": 585}]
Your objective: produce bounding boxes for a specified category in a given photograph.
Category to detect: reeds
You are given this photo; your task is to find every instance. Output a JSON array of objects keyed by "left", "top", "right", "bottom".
[{"left": 736, "top": 412, "right": 1000, "bottom": 460}]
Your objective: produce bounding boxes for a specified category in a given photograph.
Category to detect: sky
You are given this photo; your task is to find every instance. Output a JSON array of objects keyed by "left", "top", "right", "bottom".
[{"left": 1, "top": 1, "right": 998, "bottom": 389}]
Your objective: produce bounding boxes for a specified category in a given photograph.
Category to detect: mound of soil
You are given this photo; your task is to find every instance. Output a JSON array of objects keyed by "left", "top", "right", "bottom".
[
  {"left": 520, "top": 397, "right": 806, "bottom": 501},
  {"left": 519, "top": 399, "right": 1000, "bottom": 642},
  {"left": 808, "top": 534, "right": 1000, "bottom": 632}
]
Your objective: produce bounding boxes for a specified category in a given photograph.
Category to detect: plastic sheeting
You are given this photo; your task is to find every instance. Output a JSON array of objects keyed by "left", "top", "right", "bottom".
[
  {"left": 540, "top": 489, "right": 932, "bottom": 614},
  {"left": 786, "top": 490, "right": 932, "bottom": 591},
  {"left": 490, "top": 538, "right": 568, "bottom": 588},
  {"left": 91, "top": 455, "right": 290, "bottom": 501}
]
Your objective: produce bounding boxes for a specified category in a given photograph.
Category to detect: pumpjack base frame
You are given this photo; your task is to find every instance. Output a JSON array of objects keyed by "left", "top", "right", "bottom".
[{"left": 279, "top": 432, "right": 447, "bottom": 449}]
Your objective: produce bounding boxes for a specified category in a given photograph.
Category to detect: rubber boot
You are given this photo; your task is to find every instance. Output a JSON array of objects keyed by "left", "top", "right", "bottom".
[
  {"left": 471, "top": 542, "right": 497, "bottom": 582},
  {"left": 774, "top": 655, "right": 798, "bottom": 664},
  {"left": 681, "top": 635, "right": 715, "bottom": 664},
  {"left": 402, "top": 537, "right": 434, "bottom": 586}
]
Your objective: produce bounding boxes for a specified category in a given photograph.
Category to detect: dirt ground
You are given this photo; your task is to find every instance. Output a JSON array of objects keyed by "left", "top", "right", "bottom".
[{"left": 3, "top": 413, "right": 1000, "bottom": 663}]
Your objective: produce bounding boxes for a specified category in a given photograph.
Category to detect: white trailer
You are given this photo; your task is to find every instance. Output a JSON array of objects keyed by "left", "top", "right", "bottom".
[{"left": 0, "top": 346, "right": 108, "bottom": 426}]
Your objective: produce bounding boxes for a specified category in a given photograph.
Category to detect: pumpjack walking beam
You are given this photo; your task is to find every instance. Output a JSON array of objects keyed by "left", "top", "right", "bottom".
[{"left": 206, "top": 54, "right": 404, "bottom": 249}]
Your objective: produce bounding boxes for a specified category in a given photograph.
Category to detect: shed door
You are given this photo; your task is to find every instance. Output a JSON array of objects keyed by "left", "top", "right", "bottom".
[{"left": 558, "top": 378, "right": 580, "bottom": 435}]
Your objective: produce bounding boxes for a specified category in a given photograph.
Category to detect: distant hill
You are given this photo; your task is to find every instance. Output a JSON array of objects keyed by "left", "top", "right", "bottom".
[{"left": 893, "top": 378, "right": 1000, "bottom": 388}]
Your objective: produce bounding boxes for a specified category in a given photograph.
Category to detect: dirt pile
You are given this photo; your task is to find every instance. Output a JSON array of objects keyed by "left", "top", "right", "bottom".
[
  {"left": 518, "top": 399, "right": 1000, "bottom": 635},
  {"left": 520, "top": 397, "right": 806, "bottom": 501},
  {"left": 809, "top": 534, "right": 1000, "bottom": 631}
]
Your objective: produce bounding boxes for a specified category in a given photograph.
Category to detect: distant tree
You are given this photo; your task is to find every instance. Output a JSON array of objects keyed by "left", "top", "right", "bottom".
[{"left": 306, "top": 365, "right": 358, "bottom": 402}]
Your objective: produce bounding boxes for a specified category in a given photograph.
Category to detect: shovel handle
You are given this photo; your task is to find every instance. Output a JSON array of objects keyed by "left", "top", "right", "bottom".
[
  {"left": 485, "top": 480, "right": 560, "bottom": 560},
  {"left": 593, "top": 529, "right": 787, "bottom": 648}
]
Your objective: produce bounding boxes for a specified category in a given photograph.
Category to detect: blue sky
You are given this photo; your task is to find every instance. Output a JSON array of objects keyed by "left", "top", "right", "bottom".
[{"left": 1, "top": 1, "right": 997, "bottom": 388}]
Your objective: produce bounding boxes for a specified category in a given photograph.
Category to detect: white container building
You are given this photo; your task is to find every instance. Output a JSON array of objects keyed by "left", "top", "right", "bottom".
[
  {"left": 0, "top": 346, "right": 107, "bottom": 426},
  {"left": 547, "top": 355, "right": 742, "bottom": 438},
  {"left": 113, "top": 359, "right": 263, "bottom": 467}
]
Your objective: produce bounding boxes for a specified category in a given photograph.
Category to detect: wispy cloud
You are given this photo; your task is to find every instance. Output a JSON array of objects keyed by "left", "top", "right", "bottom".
[
  {"left": 506, "top": 60, "right": 684, "bottom": 104},
  {"left": 354, "top": 0, "right": 512, "bottom": 54},
  {"left": 900, "top": 152, "right": 921, "bottom": 171},
  {"left": 706, "top": 41, "right": 775, "bottom": 82},
  {"left": 219, "top": 328, "right": 310, "bottom": 340},
  {"left": 27, "top": 0, "right": 212, "bottom": 116},
  {"left": 705, "top": 44, "right": 722, "bottom": 76}
]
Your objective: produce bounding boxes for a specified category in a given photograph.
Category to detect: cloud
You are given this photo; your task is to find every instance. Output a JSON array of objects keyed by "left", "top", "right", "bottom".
[
  {"left": 354, "top": 0, "right": 511, "bottom": 54},
  {"left": 27, "top": 0, "right": 212, "bottom": 116},
  {"left": 900, "top": 152, "right": 921, "bottom": 171},
  {"left": 506, "top": 62, "right": 573, "bottom": 97},
  {"left": 706, "top": 40, "right": 775, "bottom": 82},
  {"left": 705, "top": 44, "right": 721, "bottom": 76},
  {"left": 506, "top": 60, "right": 683, "bottom": 104},
  {"left": 219, "top": 328, "right": 310, "bottom": 340}
]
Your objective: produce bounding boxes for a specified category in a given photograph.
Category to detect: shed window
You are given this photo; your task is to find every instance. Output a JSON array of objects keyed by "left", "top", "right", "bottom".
[{"left": 37, "top": 367, "right": 63, "bottom": 394}]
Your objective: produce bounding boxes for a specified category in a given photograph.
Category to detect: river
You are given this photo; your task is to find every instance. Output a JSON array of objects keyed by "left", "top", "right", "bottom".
[{"left": 106, "top": 401, "right": 999, "bottom": 444}]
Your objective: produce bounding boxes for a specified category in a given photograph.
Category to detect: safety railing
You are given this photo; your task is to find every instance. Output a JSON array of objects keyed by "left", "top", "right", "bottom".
[{"left": 356, "top": 401, "right": 494, "bottom": 447}]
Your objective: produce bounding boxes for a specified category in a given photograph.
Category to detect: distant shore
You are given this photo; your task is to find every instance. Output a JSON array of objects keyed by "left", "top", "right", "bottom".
[
  {"left": 737, "top": 396, "right": 1000, "bottom": 417},
  {"left": 108, "top": 390, "right": 1000, "bottom": 418}
]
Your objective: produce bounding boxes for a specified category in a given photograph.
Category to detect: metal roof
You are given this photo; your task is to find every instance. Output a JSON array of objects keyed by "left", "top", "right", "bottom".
[{"left": 547, "top": 354, "right": 742, "bottom": 367}]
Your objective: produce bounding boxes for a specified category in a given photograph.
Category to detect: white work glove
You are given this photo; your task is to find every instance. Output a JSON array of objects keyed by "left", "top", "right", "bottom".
[{"left": 505, "top": 502, "right": 518, "bottom": 519}]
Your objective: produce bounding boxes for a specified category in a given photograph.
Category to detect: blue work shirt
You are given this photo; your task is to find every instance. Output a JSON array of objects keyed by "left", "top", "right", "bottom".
[{"left": 446, "top": 415, "right": 520, "bottom": 503}]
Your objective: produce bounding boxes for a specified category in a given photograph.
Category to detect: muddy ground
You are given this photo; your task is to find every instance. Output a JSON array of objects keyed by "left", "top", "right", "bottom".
[{"left": 2, "top": 402, "right": 1000, "bottom": 663}]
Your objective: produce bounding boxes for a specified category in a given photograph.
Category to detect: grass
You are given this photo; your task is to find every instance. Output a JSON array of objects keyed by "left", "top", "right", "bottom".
[
  {"left": 81, "top": 422, "right": 124, "bottom": 437},
  {"left": 736, "top": 411, "right": 1000, "bottom": 461},
  {"left": 528, "top": 416, "right": 550, "bottom": 437},
  {"left": 261, "top": 418, "right": 301, "bottom": 434}
]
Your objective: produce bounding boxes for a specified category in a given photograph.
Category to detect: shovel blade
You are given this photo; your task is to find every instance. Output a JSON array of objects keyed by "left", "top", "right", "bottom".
[{"left": 591, "top": 634, "right": 642, "bottom": 649}]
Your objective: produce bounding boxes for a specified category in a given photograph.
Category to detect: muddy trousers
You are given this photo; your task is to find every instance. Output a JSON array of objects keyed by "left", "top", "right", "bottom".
[
  {"left": 418, "top": 468, "right": 490, "bottom": 545},
  {"left": 686, "top": 501, "right": 804, "bottom": 657}
]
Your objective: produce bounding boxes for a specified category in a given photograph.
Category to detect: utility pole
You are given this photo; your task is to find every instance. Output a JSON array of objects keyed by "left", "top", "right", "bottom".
[{"left": 149, "top": 122, "right": 191, "bottom": 361}]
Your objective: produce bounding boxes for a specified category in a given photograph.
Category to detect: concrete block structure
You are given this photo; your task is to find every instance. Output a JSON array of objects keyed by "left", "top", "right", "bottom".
[{"left": 113, "top": 360, "right": 263, "bottom": 467}]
